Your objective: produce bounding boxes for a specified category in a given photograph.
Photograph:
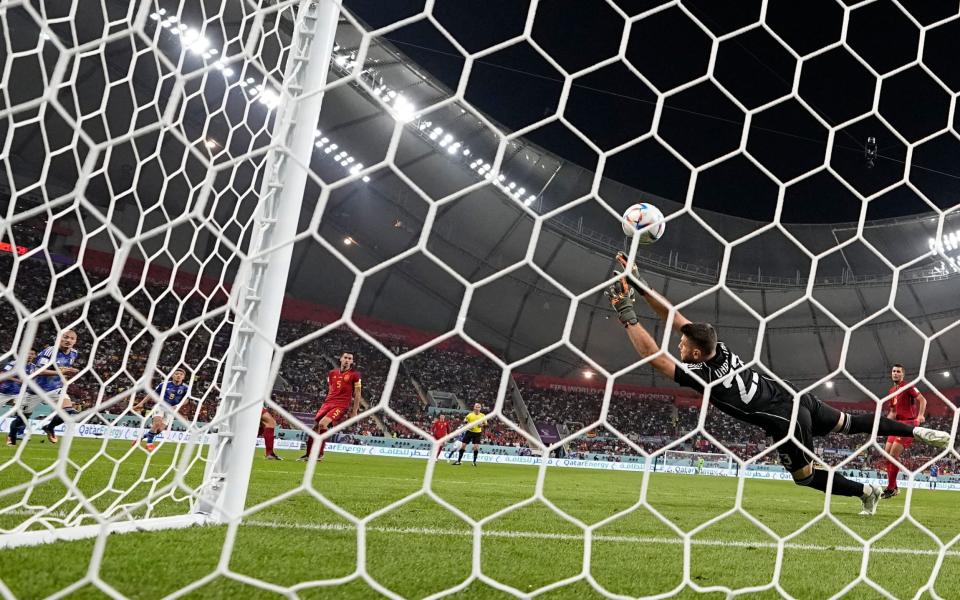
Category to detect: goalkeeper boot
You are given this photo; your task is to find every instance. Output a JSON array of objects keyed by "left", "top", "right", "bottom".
[
  {"left": 858, "top": 484, "right": 883, "bottom": 516},
  {"left": 913, "top": 427, "right": 951, "bottom": 449}
]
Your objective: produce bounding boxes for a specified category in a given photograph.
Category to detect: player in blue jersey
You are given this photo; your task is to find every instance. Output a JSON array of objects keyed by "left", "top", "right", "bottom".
[
  {"left": 2, "top": 349, "right": 37, "bottom": 446},
  {"left": 445, "top": 431, "right": 465, "bottom": 460},
  {"left": 27, "top": 331, "right": 80, "bottom": 445},
  {"left": 133, "top": 367, "right": 190, "bottom": 451},
  {"left": 929, "top": 464, "right": 939, "bottom": 490}
]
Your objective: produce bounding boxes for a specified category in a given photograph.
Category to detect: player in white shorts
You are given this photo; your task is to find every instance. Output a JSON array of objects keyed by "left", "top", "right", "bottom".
[
  {"left": 29, "top": 331, "right": 81, "bottom": 444},
  {"left": 133, "top": 367, "right": 190, "bottom": 451},
  {"left": 5, "top": 331, "right": 79, "bottom": 446},
  {"left": 2, "top": 349, "right": 36, "bottom": 446}
]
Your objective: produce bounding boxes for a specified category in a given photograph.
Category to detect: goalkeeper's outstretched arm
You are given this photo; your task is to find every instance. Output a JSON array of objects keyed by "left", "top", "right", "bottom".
[
  {"left": 606, "top": 277, "right": 676, "bottom": 380},
  {"left": 615, "top": 253, "right": 690, "bottom": 333}
]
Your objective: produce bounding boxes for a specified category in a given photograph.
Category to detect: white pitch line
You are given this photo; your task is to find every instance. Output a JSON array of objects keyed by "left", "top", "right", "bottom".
[
  {"left": 0, "top": 514, "right": 953, "bottom": 559},
  {"left": 244, "top": 519, "right": 959, "bottom": 558}
]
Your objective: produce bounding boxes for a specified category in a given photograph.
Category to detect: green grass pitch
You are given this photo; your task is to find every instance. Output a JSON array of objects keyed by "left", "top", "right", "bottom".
[{"left": 1, "top": 438, "right": 958, "bottom": 599}]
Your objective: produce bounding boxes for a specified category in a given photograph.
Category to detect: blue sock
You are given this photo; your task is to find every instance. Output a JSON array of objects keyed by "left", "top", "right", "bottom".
[{"left": 144, "top": 431, "right": 157, "bottom": 443}]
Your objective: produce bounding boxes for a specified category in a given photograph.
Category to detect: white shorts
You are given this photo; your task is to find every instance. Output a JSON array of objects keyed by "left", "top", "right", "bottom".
[
  {"left": 148, "top": 404, "right": 176, "bottom": 424},
  {"left": 0, "top": 389, "right": 64, "bottom": 414}
]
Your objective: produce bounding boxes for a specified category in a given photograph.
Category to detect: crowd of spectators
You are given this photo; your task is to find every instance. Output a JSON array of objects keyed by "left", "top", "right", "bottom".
[
  {"left": 1, "top": 241, "right": 956, "bottom": 476},
  {"left": 385, "top": 342, "right": 508, "bottom": 440},
  {"left": 567, "top": 436, "right": 641, "bottom": 461}
]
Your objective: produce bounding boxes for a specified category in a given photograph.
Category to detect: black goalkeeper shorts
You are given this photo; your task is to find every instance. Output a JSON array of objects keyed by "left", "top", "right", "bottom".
[{"left": 762, "top": 393, "right": 843, "bottom": 473}]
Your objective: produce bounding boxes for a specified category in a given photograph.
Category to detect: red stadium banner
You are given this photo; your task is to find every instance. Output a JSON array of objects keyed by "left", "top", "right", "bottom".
[{"left": 0, "top": 241, "right": 28, "bottom": 255}]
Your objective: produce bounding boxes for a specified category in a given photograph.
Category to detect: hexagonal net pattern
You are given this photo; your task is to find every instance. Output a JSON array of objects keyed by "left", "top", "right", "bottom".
[{"left": 1, "top": 0, "right": 960, "bottom": 598}]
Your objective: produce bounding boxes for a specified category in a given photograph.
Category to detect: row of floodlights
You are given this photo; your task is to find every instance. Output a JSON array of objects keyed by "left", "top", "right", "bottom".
[
  {"left": 328, "top": 48, "right": 540, "bottom": 207},
  {"left": 331, "top": 46, "right": 416, "bottom": 123},
  {"left": 314, "top": 129, "right": 370, "bottom": 182},
  {"left": 151, "top": 10, "right": 281, "bottom": 110},
  {"left": 150, "top": 11, "right": 537, "bottom": 202},
  {"left": 417, "top": 122, "right": 537, "bottom": 207},
  {"left": 929, "top": 231, "right": 960, "bottom": 253},
  {"left": 151, "top": 10, "right": 216, "bottom": 58},
  {"left": 929, "top": 231, "right": 960, "bottom": 273}
]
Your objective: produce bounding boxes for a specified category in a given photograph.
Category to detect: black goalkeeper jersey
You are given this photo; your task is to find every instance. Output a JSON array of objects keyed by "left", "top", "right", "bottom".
[{"left": 673, "top": 341, "right": 793, "bottom": 429}]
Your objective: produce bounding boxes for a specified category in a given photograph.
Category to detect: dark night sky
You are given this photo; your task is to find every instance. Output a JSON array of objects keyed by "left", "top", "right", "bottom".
[{"left": 342, "top": 0, "right": 960, "bottom": 223}]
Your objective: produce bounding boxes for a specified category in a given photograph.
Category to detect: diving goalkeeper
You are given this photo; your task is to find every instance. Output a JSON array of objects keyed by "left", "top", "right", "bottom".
[{"left": 607, "top": 253, "right": 951, "bottom": 515}]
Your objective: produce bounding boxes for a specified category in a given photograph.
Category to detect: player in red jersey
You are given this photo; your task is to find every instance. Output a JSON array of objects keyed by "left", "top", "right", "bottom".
[
  {"left": 259, "top": 405, "right": 282, "bottom": 460},
  {"left": 431, "top": 414, "right": 451, "bottom": 458},
  {"left": 298, "top": 351, "right": 362, "bottom": 462},
  {"left": 881, "top": 364, "right": 927, "bottom": 499}
]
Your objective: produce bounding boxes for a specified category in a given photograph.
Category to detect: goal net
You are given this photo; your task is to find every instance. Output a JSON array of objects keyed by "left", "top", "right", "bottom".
[
  {"left": 661, "top": 450, "right": 733, "bottom": 473},
  {"left": 1, "top": 0, "right": 959, "bottom": 597}
]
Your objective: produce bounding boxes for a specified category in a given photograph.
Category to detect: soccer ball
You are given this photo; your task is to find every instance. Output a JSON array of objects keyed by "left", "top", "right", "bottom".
[{"left": 621, "top": 203, "right": 665, "bottom": 243}]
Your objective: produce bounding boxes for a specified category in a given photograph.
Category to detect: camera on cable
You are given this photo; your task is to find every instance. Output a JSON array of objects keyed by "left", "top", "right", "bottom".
[{"left": 621, "top": 203, "right": 665, "bottom": 244}]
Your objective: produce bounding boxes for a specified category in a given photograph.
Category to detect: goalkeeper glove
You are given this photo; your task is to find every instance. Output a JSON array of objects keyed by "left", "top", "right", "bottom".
[
  {"left": 606, "top": 278, "right": 639, "bottom": 327},
  {"left": 614, "top": 252, "right": 649, "bottom": 296}
]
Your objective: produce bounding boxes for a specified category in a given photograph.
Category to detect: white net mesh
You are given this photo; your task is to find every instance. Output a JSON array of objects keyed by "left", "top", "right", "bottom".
[
  {"left": 2, "top": 0, "right": 960, "bottom": 597},
  {"left": 661, "top": 450, "right": 733, "bottom": 473}
]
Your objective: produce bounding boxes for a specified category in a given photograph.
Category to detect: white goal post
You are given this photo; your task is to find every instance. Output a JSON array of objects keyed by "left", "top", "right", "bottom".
[{"left": 0, "top": 0, "right": 341, "bottom": 548}]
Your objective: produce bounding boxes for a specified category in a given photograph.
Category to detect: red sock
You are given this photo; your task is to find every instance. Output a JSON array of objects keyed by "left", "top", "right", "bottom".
[
  {"left": 887, "top": 462, "right": 899, "bottom": 490},
  {"left": 305, "top": 435, "right": 313, "bottom": 456},
  {"left": 263, "top": 427, "right": 275, "bottom": 457},
  {"left": 319, "top": 439, "right": 326, "bottom": 457},
  {"left": 437, "top": 446, "right": 443, "bottom": 458}
]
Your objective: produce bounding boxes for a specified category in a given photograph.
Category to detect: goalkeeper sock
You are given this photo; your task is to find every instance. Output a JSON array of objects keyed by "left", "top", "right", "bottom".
[
  {"left": 457, "top": 448, "right": 465, "bottom": 463},
  {"left": 799, "top": 469, "right": 864, "bottom": 497},
  {"left": 473, "top": 449, "right": 478, "bottom": 464},
  {"left": 845, "top": 414, "right": 914, "bottom": 437},
  {"left": 263, "top": 427, "right": 275, "bottom": 456}
]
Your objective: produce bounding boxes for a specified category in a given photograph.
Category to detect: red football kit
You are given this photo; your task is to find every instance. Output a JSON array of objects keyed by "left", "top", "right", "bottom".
[
  {"left": 315, "top": 368, "right": 361, "bottom": 425},
  {"left": 258, "top": 408, "right": 278, "bottom": 458},
  {"left": 887, "top": 381, "right": 921, "bottom": 448},
  {"left": 431, "top": 419, "right": 451, "bottom": 439},
  {"left": 432, "top": 419, "right": 451, "bottom": 457}
]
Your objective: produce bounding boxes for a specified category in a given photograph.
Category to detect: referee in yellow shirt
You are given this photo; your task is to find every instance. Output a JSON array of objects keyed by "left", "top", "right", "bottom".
[{"left": 454, "top": 403, "right": 485, "bottom": 466}]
